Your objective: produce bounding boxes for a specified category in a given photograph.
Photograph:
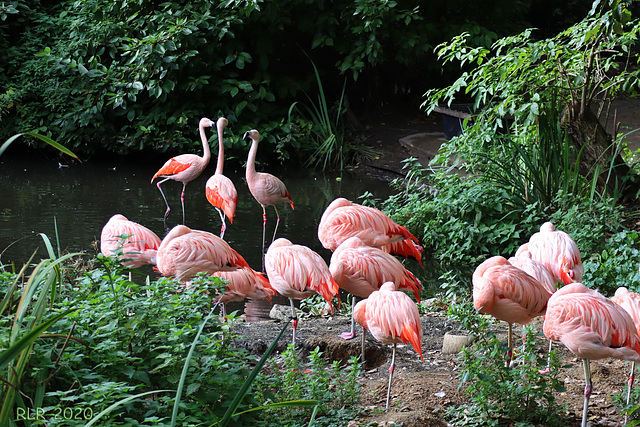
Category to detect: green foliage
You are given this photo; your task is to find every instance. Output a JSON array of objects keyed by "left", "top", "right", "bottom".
[
  {"left": 445, "top": 301, "right": 568, "bottom": 426},
  {"left": 582, "top": 230, "right": 640, "bottom": 296},
  {"left": 257, "top": 344, "right": 362, "bottom": 426}
]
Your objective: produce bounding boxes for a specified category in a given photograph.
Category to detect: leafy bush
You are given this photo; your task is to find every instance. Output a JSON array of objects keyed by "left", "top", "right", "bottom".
[{"left": 445, "top": 300, "right": 568, "bottom": 426}]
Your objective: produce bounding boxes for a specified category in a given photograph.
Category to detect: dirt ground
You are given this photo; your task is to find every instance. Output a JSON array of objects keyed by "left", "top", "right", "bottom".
[
  {"left": 231, "top": 101, "right": 640, "bottom": 426},
  {"left": 233, "top": 305, "right": 633, "bottom": 427}
]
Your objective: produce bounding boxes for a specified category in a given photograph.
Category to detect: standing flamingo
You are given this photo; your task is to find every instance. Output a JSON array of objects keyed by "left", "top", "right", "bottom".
[
  {"left": 353, "top": 281, "right": 423, "bottom": 410},
  {"left": 151, "top": 117, "right": 214, "bottom": 225},
  {"left": 264, "top": 238, "right": 339, "bottom": 344},
  {"left": 156, "top": 224, "right": 250, "bottom": 282},
  {"left": 611, "top": 286, "right": 640, "bottom": 418},
  {"left": 472, "top": 255, "right": 549, "bottom": 366},
  {"left": 212, "top": 266, "right": 276, "bottom": 317},
  {"left": 515, "top": 221, "right": 583, "bottom": 286},
  {"left": 243, "top": 129, "right": 294, "bottom": 270},
  {"left": 100, "top": 214, "right": 161, "bottom": 268},
  {"left": 543, "top": 283, "right": 640, "bottom": 427},
  {"left": 318, "top": 197, "right": 423, "bottom": 266},
  {"left": 205, "top": 117, "right": 237, "bottom": 239},
  {"left": 329, "top": 236, "right": 422, "bottom": 341}
]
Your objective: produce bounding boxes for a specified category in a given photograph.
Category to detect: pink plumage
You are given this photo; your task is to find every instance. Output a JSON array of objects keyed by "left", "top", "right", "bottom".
[
  {"left": 156, "top": 225, "right": 250, "bottom": 282},
  {"left": 318, "top": 197, "right": 423, "bottom": 266},
  {"left": 100, "top": 214, "right": 161, "bottom": 268},
  {"left": 213, "top": 267, "right": 275, "bottom": 304},
  {"left": 515, "top": 221, "right": 583, "bottom": 286},
  {"left": 473, "top": 255, "right": 549, "bottom": 325},
  {"left": 265, "top": 238, "right": 338, "bottom": 306},
  {"left": 330, "top": 236, "right": 422, "bottom": 301},
  {"left": 353, "top": 282, "right": 423, "bottom": 358},
  {"left": 508, "top": 255, "right": 557, "bottom": 295},
  {"left": 205, "top": 117, "right": 238, "bottom": 238},
  {"left": 612, "top": 287, "right": 640, "bottom": 335},
  {"left": 544, "top": 283, "right": 640, "bottom": 362}
]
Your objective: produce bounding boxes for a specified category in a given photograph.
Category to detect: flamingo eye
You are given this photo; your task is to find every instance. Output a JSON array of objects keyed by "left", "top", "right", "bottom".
[{"left": 568, "top": 270, "right": 574, "bottom": 278}]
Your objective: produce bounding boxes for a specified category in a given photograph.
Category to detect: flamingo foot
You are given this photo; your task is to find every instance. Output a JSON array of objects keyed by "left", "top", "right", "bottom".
[
  {"left": 340, "top": 331, "right": 357, "bottom": 340},
  {"left": 538, "top": 367, "right": 551, "bottom": 375}
]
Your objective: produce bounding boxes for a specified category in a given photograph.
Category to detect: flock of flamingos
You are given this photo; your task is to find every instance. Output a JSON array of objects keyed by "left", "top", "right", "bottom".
[{"left": 99, "top": 117, "right": 640, "bottom": 424}]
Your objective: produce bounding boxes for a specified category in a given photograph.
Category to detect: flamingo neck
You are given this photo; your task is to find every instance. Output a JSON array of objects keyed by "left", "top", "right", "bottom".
[
  {"left": 246, "top": 136, "right": 259, "bottom": 179},
  {"left": 215, "top": 125, "right": 225, "bottom": 175},
  {"left": 199, "top": 122, "right": 212, "bottom": 165}
]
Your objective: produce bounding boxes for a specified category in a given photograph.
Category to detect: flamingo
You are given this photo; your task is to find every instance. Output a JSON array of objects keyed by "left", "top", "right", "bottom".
[
  {"left": 156, "top": 224, "right": 250, "bottom": 282},
  {"left": 318, "top": 197, "right": 423, "bottom": 266},
  {"left": 100, "top": 214, "right": 161, "bottom": 268},
  {"left": 243, "top": 129, "right": 294, "bottom": 271},
  {"left": 515, "top": 221, "right": 583, "bottom": 286},
  {"left": 151, "top": 117, "right": 214, "bottom": 225},
  {"left": 353, "top": 281, "right": 423, "bottom": 410},
  {"left": 329, "top": 236, "right": 422, "bottom": 341},
  {"left": 611, "top": 286, "right": 640, "bottom": 419},
  {"left": 264, "top": 238, "right": 339, "bottom": 344},
  {"left": 543, "top": 283, "right": 640, "bottom": 427},
  {"left": 205, "top": 117, "right": 238, "bottom": 239},
  {"left": 212, "top": 266, "right": 276, "bottom": 317},
  {"left": 472, "top": 255, "right": 549, "bottom": 366}
]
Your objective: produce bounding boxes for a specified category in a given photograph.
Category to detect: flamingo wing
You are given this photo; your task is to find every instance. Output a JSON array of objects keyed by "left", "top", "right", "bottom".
[{"left": 206, "top": 174, "right": 238, "bottom": 223}]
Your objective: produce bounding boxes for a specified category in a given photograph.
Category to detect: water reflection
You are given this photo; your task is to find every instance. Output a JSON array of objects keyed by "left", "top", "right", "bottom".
[{"left": 0, "top": 154, "right": 452, "bottom": 319}]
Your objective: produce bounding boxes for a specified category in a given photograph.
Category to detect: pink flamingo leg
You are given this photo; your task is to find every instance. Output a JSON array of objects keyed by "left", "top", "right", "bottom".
[
  {"left": 340, "top": 295, "right": 357, "bottom": 340},
  {"left": 216, "top": 208, "right": 227, "bottom": 239},
  {"left": 271, "top": 205, "right": 281, "bottom": 244},
  {"left": 261, "top": 207, "right": 268, "bottom": 271},
  {"left": 582, "top": 359, "right": 592, "bottom": 427},
  {"left": 385, "top": 343, "right": 397, "bottom": 411},
  {"left": 156, "top": 179, "right": 172, "bottom": 219},
  {"left": 289, "top": 298, "right": 298, "bottom": 345},
  {"left": 180, "top": 183, "right": 187, "bottom": 224}
]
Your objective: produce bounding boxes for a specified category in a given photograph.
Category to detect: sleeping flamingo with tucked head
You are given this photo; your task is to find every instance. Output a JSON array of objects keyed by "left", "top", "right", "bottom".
[
  {"left": 329, "top": 236, "right": 422, "bottom": 341},
  {"left": 353, "top": 281, "right": 423, "bottom": 410},
  {"left": 100, "top": 214, "right": 161, "bottom": 268},
  {"left": 318, "top": 197, "right": 423, "bottom": 266},
  {"left": 264, "top": 238, "right": 338, "bottom": 344},
  {"left": 544, "top": 283, "right": 640, "bottom": 427},
  {"left": 473, "top": 255, "right": 549, "bottom": 366},
  {"left": 151, "top": 117, "right": 214, "bottom": 225}
]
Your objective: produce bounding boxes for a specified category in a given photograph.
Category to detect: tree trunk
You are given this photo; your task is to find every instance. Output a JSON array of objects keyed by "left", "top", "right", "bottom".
[{"left": 564, "top": 107, "right": 640, "bottom": 202}]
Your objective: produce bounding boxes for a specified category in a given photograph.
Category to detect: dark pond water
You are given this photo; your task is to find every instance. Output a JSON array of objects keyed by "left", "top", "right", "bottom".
[{"left": 0, "top": 154, "right": 448, "bottom": 319}]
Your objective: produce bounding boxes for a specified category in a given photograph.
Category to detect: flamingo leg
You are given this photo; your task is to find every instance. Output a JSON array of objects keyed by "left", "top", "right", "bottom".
[
  {"left": 506, "top": 322, "right": 513, "bottom": 368},
  {"left": 582, "top": 358, "right": 592, "bottom": 427},
  {"left": 289, "top": 297, "right": 298, "bottom": 345},
  {"left": 361, "top": 327, "right": 366, "bottom": 364},
  {"left": 180, "top": 183, "right": 187, "bottom": 224},
  {"left": 340, "top": 295, "right": 357, "bottom": 340},
  {"left": 271, "top": 205, "right": 281, "bottom": 244},
  {"left": 216, "top": 207, "right": 227, "bottom": 239},
  {"left": 625, "top": 361, "right": 636, "bottom": 424},
  {"left": 261, "top": 205, "right": 268, "bottom": 272},
  {"left": 385, "top": 343, "right": 397, "bottom": 411},
  {"left": 156, "top": 178, "right": 172, "bottom": 219}
]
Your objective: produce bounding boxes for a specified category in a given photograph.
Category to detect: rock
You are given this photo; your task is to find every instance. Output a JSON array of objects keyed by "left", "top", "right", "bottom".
[
  {"left": 441, "top": 332, "right": 474, "bottom": 354},
  {"left": 269, "top": 303, "right": 300, "bottom": 321}
]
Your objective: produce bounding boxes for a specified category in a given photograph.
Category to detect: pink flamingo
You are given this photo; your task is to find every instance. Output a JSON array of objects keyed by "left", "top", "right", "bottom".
[
  {"left": 212, "top": 266, "right": 276, "bottom": 317},
  {"left": 205, "top": 117, "right": 237, "bottom": 239},
  {"left": 318, "top": 197, "right": 423, "bottom": 266},
  {"left": 156, "top": 224, "right": 250, "bottom": 282},
  {"left": 264, "top": 238, "right": 339, "bottom": 344},
  {"left": 543, "top": 283, "right": 640, "bottom": 427},
  {"left": 100, "top": 214, "right": 161, "bottom": 268},
  {"left": 329, "top": 236, "right": 422, "bottom": 340},
  {"left": 353, "top": 281, "right": 423, "bottom": 410},
  {"left": 243, "top": 129, "right": 294, "bottom": 270},
  {"left": 515, "top": 221, "right": 583, "bottom": 286},
  {"left": 611, "top": 286, "right": 640, "bottom": 417},
  {"left": 473, "top": 255, "right": 549, "bottom": 366},
  {"left": 151, "top": 117, "right": 214, "bottom": 224}
]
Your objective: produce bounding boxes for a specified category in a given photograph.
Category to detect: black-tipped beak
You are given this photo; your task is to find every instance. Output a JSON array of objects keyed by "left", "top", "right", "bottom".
[{"left": 243, "top": 131, "right": 249, "bottom": 140}]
